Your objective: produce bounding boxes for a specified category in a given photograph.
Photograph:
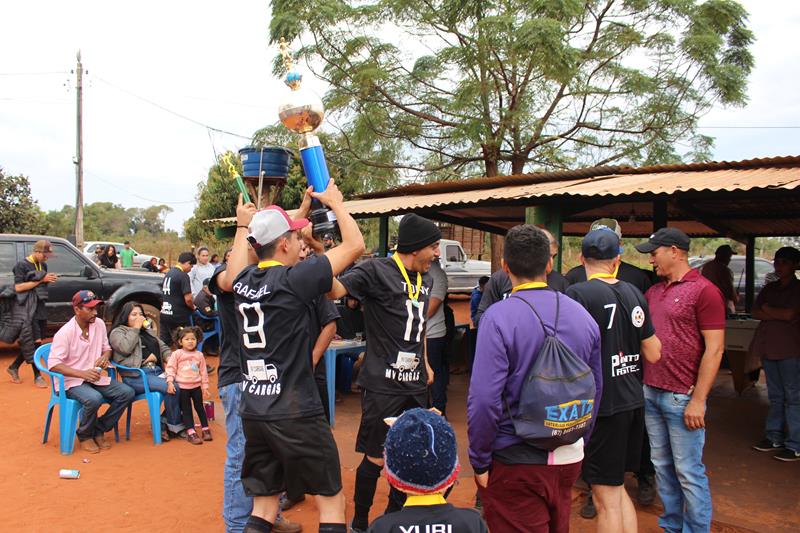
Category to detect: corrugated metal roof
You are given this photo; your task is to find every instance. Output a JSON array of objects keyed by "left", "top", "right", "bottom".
[{"left": 360, "top": 155, "right": 800, "bottom": 199}]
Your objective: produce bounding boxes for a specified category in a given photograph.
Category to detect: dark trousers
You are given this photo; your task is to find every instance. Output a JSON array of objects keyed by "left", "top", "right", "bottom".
[
  {"left": 66, "top": 380, "right": 135, "bottom": 441},
  {"left": 179, "top": 386, "right": 208, "bottom": 429},
  {"left": 480, "top": 460, "right": 581, "bottom": 533},
  {"left": 426, "top": 336, "right": 449, "bottom": 415},
  {"left": 638, "top": 424, "right": 656, "bottom": 477},
  {"left": 9, "top": 319, "right": 46, "bottom": 376},
  {"left": 159, "top": 316, "right": 189, "bottom": 347}
]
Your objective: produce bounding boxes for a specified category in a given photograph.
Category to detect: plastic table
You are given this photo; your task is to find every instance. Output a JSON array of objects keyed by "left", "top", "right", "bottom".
[{"left": 324, "top": 340, "right": 366, "bottom": 427}]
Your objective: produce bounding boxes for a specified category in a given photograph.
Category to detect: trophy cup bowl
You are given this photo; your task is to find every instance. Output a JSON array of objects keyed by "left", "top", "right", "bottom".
[{"left": 278, "top": 88, "right": 325, "bottom": 134}]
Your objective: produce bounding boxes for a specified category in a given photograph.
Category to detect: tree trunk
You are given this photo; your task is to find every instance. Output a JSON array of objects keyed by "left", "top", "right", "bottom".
[{"left": 484, "top": 154, "right": 504, "bottom": 272}]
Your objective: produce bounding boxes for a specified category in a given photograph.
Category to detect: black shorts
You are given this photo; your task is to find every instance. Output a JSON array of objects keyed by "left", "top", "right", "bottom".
[
  {"left": 356, "top": 389, "right": 428, "bottom": 458},
  {"left": 582, "top": 407, "right": 645, "bottom": 486},
  {"left": 241, "top": 414, "right": 342, "bottom": 500}
]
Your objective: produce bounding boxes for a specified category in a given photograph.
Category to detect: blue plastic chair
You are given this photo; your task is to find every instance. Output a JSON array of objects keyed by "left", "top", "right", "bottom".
[
  {"left": 110, "top": 363, "right": 164, "bottom": 445},
  {"left": 33, "top": 343, "right": 120, "bottom": 455},
  {"left": 191, "top": 310, "right": 221, "bottom": 352}
]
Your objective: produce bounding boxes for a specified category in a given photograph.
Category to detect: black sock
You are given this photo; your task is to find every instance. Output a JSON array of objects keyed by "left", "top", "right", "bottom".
[
  {"left": 8, "top": 353, "right": 24, "bottom": 370},
  {"left": 31, "top": 362, "right": 41, "bottom": 378},
  {"left": 318, "top": 524, "right": 346, "bottom": 533},
  {"left": 353, "top": 456, "right": 382, "bottom": 529},
  {"left": 243, "top": 515, "right": 272, "bottom": 533}
]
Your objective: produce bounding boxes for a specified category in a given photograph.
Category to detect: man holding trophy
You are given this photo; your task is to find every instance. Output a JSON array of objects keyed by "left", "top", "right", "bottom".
[{"left": 218, "top": 41, "right": 365, "bottom": 533}]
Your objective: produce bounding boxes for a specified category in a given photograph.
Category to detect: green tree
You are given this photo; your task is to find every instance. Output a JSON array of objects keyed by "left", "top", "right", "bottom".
[
  {"left": 270, "top": 0, "right": 754, "bottom": 177},
  {"left": 0, "top": 168, "right": 47, "bottom": 234},
  {"left": 184, "top": 152, "right": 242, "bottom": 245},
  {"left": 130, "top": 205, "right": 174, "bottom": 235}
]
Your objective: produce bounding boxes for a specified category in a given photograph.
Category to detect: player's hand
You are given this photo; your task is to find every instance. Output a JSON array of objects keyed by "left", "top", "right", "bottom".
[
  {"left": 132, "top": 314, "right": 146, "bottom": 329},
  {"left": 83, "top": 368, "right": 101, "bottom": 382},
  {"left": 167, "top": 382, "right": 176, "bottom": 395},
  {"left": 474, "top": 472, "right": 488, "bottom": 488},
  {"left": 295, "top": 186, "right": 314, "bottom": 220},
  {"left": 684, "top": 398, "right": 706, "bottom": 430},
  {"left": 426, "top": 362, "right": 434, "bottom": 385},
  {"left": 301, "top": 226, "right": 325, "bottom": 254},
  {"left": 43, "top": 273, "right": 58, "bottom": 283},
  {"left": 144, "top": 354, "right": 157, "bottom": 364},
  {"left": 94, "top": 357, "right": 109, "bottom": 369},
  {"left": 310, "top": 179, "right": 343, "bottom": 208},
  {"left": 236, "top": 193, "right": 257, "bottom": 227},
  {"left": 202, "top": 387, "right": 210, "bottom": 399}
]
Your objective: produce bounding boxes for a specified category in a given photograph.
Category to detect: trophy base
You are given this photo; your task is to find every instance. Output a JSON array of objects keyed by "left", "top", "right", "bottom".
[{"left": 310, "top": 205, "right": 339, "bottom": 241}]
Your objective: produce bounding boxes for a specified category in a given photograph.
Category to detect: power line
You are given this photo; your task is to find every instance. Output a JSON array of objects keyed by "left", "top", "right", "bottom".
[
  {"left": 93, "top": 75, "right": 252, "bottom": 140},
  {"left": 84, "top": 169, "right": 198, "bottom": 205}
]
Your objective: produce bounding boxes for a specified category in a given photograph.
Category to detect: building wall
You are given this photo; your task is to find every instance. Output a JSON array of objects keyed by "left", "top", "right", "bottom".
[{"left": 439, "top": 223, "right": 487, "bottom": 260}]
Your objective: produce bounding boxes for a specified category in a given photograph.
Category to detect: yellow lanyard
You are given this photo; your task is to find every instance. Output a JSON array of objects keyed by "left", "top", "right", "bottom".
[
  {"left": 405, "top": 494, "right": 447, "bottom": 507},
  {"left": 511, "top": 281, "right": 548, "bottom": 293},
  {"left": 392, "top": 253, "right": 422, "bottom": 304},
  {"left": 27, "top": 255, "right": 42, "bottom": 271},
  {"left": 588, "top": 263, "right": 619, "bottom": 281},
  {"left": 257, "top": 260, "right": 284, "bottom": 269}
]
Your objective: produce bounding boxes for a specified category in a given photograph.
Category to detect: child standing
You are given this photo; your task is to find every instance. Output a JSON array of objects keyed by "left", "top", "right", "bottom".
[
  {"left": 367, "top": 408, "right": 487, "bottom": 532},
  {"left": 166, "top": 327, "right": 212, "bottom": 445}
]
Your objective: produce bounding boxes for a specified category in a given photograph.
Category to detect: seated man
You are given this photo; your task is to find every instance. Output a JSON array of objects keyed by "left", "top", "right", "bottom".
[{"left": 48, "top": 290, "right": 135, "bottom": 454}]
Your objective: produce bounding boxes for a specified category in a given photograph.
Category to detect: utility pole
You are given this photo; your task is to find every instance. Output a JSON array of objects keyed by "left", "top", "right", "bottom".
[{"left": 74, "top": 50, "right": 84, "bottom": 247}]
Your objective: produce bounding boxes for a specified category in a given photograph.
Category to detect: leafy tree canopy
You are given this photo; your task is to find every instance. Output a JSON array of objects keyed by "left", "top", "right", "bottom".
[
  {"left": 270, "top": 0, "right": 754, "bottom": 177},
  {"left": 0, "top": 168, "right": 47, "bottom": 234}
]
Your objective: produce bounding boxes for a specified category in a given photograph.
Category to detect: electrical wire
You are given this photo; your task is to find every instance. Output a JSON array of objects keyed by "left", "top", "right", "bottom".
[
  {"left": 84, "top": 169, "right": 197, "bottom": 205},
  {"left": 93, "top": 75, "right": 252, "bottom": 140}
]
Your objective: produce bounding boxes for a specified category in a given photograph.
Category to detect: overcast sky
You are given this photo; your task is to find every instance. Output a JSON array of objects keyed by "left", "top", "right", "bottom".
[{"left": 1, "top": 1, "right": 798, "bottom": 235}]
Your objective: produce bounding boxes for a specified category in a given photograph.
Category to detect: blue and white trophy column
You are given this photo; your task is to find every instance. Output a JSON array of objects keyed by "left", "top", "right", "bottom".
[{"left": 277, "top": 39, "right": 338, "bottom": 239}]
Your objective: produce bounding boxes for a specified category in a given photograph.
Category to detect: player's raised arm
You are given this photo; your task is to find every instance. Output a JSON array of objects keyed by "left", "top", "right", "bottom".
[
  {"left": 217, "top": 194, "right": 257, "bottom": 292},
  {"left": 311, "top": 179, "right": 365, "bottom": 276}
]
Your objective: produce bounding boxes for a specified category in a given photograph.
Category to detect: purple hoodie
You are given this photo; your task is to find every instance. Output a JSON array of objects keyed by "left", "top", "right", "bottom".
[{"left": 467, "top": 288, "right": 602, "bottom": 472}]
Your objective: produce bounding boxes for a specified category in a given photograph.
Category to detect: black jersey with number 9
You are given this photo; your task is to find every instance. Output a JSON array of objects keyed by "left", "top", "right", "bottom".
[
  {"left": 232, "top": 256, "right": 333, "bottom": 421},
  {"left": 339, "top": 257, "right": 432, "bottom": 394}
]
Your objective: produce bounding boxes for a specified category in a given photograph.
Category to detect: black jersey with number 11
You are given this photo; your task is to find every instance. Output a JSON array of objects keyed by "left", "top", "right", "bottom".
[
  {"left": 232, "top": 256, "right": 333, "bottom": 421},
  {"left": 339, "top": 257, "right": 432, "bottom": 395}
]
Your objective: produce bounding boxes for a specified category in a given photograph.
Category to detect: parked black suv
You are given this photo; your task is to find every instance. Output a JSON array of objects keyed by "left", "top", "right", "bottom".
[{"left": 0, "top": 234, "right": 163, "bottom": 333}]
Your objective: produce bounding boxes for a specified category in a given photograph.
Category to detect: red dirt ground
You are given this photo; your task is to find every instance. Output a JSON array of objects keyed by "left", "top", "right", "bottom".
[{"left": 0, "top": 298, "right": 795, "bottom": 532}]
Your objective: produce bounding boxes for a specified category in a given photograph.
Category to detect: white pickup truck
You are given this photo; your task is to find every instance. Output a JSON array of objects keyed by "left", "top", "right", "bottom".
[{"left": 439, "top": 239, "right": 491, "bottom": 293}]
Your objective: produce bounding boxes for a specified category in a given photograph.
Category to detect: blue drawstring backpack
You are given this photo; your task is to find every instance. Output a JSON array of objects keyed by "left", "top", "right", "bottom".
[{"left": 505, "top": 291, "right": 596, "bottom": 450}]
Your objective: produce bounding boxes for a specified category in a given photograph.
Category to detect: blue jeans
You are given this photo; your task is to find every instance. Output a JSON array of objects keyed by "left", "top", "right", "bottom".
[
  {"left": 122, "top": 367, "right": 184, "bottom": 433},
  {"left": 644, "top": 385, "right": 712, "bottom": 533},
  {"left": 66, "top": 380, "right": 135, "bottom": 441},
  {"left": 427, "top": 336, "right": 449, "bottom": 415},
  {"left": 220, "top": 383, "right": 253, "bottom": 533},
  {"left": 763, "top": 358, "right": 800, "bottom": 452}
]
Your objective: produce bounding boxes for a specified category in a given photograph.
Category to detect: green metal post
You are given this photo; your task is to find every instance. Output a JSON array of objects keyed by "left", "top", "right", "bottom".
[
  {"left": 377, "top": 216, "right": 389, "bottom": 257},
  {"left": 525, "top": 204, "right": 563, "bottom": 272}
]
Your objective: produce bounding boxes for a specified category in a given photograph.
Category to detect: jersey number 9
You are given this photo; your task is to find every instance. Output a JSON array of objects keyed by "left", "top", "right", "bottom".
[{"left": 238, "top": 302, "right": 266, "bottom": 349}]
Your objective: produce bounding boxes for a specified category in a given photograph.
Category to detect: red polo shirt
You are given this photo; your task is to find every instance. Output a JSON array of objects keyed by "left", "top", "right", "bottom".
[{"left": 644, "top": 268, "right": 726, "bottom": 394}]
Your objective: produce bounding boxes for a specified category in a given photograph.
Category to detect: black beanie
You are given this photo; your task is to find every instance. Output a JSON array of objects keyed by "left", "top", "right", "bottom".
[{"left": 396, "top": 214, "right": 441, "bottom": 253}]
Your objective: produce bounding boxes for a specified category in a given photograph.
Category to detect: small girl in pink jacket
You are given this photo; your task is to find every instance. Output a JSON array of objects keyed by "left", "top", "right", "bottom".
[{"left": 166, "top": 327, "right": 211, "bottom": 445}]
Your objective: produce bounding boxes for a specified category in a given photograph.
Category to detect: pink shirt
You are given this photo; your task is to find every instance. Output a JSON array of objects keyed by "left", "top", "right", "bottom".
[
  {"left": 644, "top": 269, "right": 726, "bottom": 394},
  {"left": 165, "top": 349, "right": 209, "bottom": 389},
  {"left": 48, "top": 317, "right": 112, "bottom": 391}
]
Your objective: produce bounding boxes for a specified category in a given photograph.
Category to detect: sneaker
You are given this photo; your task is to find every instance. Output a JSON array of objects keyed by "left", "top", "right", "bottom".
[
  {"left": 753, "top": 438, "right": 784, "bottom": 452},
  {"left": 6, "top": 367, "right": 22, "bottom": 384},
  {"left": 349, "top": 520, "right": 367, "bottom": 533},
  {"left": 273, "top": 516, "right": 302, "bottom": 533},
  {"left": 33, "top": 375, "right": 48, "bottom": 388},
  {"left": 279, "top": 494, "right": 305, "bottom": 511},
  {"left": 202, "top": 428, "right": 213, "bottom": 442},
  {"left": 580, "top": 492, "right": 597, "bottom": 519},
  {"left": 187, "top": 432, "right": 203, "bottom": 445},
  {"left": 80, "top": 439, "right": 100, "bottom": 454},
  {"left": 94, "top": 435, "right": 112, "bottom": 450},
  {"left": 774, "top": 449, "right": 800, "bottom": 462},
  {"left": 637, "top": 475, "right": 656, "bottom": 506},
  {"left": 161, "top": 429, "right": 171, "bottom": 442}
]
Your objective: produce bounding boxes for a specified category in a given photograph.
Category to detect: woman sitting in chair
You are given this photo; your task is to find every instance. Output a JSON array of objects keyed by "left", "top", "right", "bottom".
[{"left": 109, "top": 302, "right": 184, "bottom": 441}]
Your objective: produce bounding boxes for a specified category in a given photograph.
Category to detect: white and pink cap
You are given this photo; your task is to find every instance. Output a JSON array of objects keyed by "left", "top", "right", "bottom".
[{"left": 247, "top": 206, "right": 309, "bottom": 248}]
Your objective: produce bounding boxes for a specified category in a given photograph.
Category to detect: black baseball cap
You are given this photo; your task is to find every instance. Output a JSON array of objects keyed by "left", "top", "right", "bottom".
[
  {"left": 582, "top": 229, "right": 623, "bottom": 260},
  {"left": 635, "top": 228, "right": 690, "bottom": 253}
]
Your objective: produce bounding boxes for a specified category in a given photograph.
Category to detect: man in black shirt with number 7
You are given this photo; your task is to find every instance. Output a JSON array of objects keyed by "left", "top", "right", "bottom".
[
  {"left": 221, "top": 179, "right": 365, "bottom": 533},
  {"left": 330, "top": 213, "right": 440, "bottom": 533},
  {"left": 566, "top": 229, "right": 661, "bottom": 533}
]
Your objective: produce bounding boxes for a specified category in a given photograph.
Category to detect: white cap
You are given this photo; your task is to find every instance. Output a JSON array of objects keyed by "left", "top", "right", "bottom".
[{"left": 247, "top": 206, "right": 309, "bottom": 248}]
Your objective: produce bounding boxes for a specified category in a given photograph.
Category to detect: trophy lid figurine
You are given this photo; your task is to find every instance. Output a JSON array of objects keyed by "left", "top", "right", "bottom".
[{"left": 277, "top": 38, "right": 338, "bottom": 239}]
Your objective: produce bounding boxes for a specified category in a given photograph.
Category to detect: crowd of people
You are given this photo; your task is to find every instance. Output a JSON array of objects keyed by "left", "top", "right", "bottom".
[{"left": 4, "top": 183, "right": 800, "bottom": 533}]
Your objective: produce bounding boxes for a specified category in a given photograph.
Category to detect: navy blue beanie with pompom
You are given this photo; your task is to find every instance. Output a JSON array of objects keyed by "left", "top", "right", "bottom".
[{"left": 383, "top": 408, "right": 460, "bottom": 494}]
